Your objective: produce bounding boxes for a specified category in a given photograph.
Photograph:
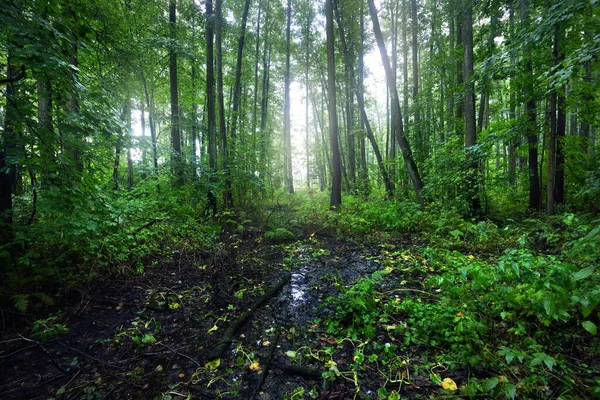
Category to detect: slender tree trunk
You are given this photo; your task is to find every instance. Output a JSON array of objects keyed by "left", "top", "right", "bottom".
[
  {"left": 230, "top": 0, "right": 252, "bottom": 147},
  {"left": 215, "top": 0, "right": 233, "bottom": 208},
  {"left": 252, "top": 1, "right": 262, "bottom": 138},
  {"left": 142, "top": 77, "right": 158, "bottom": 170},
  {"left": 358, "top": 2, "right": 369, "bottom": 196},
  {"left": 461, "top": 0, "right": 481, "bottom": 215},
  {"left": 37, "top": 77, "right": 55, "bottom": 187},
  {"left": 305, "top": 11, "right": 311, "bottom": 188},
  {"left": 521, "top": 0, "right": 540, "bottom": 211},
  {"left": 206, "top": 0, "right": 218, "bottom": 215},
  {"left": 125, "top": 100, "right": 134, "bottom": 189},
  {"left": 410, "top": 0, "right": 421, "bottom": 161},
  {"left": 455, "top": 4, "right": 463, "bottom": 136},
  {"left": 1, "top": 60, "right": 19, "bottom": 246},
  {"left": 327, "top": 0, "right": 341, "bottom": 208},
  {"left": 368, "top": 0, "right": 423, "bottom": 204},
  {"left": 169, "top": 0, "right": 183, "bottom": 185},
  {"left": 402, "top": 0, "right": 410, "bottom": 144},
  {"left": 555, "top": 28, "right": 566, "bottom": 206},
  {"left": 283, "top": 0, "right": 294, "bottom": 194},
  {"left": 508, "top": 9, "right": 517, "bottom": 187},
  {"left": 334, "top": 0, "right": 393, "bottom": 199}
]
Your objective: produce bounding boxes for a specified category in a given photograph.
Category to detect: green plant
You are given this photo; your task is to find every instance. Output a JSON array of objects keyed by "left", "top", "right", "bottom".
[
  {"left": 32, "top": 314, "right": 69, "bottom": 341},
  {"left": 265, "top": 227, "right": 296, "bottom": 242}
]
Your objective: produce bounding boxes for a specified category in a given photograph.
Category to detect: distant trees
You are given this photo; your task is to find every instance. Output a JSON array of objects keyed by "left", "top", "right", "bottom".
[{"left": 0, "top": 0, "right": 598, "bottom": 253}]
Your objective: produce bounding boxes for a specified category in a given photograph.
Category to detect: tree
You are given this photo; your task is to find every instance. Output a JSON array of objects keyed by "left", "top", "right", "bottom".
[
  {"left": 460, "top": 0, "right": 481, "bottom": 215},
  {"left": 206, "top": 0, "right": 218, "bottom": 215},
  {"left": 283, "top": 0, "right": 294, "bottom": 194},
  {"left": 368, "top": 0, "right": 424, "bottom": 204},
  {"left": 326, "top": 0, "right": 341, "bottom": 208},
  {"left": 169, "top": 0, "right": 183, "bottom": 185},
  {"left": 520, "top": 0, "right": 540, "bottom": 212}
]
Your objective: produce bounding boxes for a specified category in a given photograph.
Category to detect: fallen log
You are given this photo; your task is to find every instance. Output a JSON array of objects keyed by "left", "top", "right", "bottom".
[
  {"left": 207, "top": 273, "right": 291, "bottom": 361},
  {"left": 249, "top": 331, "right": 280, "bottom": 400}
]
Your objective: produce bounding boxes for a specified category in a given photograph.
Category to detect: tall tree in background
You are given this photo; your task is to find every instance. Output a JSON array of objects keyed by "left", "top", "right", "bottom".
[
  {"left": 460, "top": 0, "right": 481, "bottom": 215},
  {"left": 283, "top": 0, "right": 294, "bottom": 194},
  {"left": 368, "top": 0, "right": 423, "bottom": 204},
  {"left": 520, "top": 0, "right": 540, "bottom": 211},
  {"left": 326, "top": 0, "right": 341, "bottom": 208},
  {"left": 215, "top": 0, "right": 233, "bottom": 208},
  {"left": 206, "top": 0, "right": 218, "bottom": 215},
  {"left": 169, "top": 0, "right": 183, "bottom": 185}
]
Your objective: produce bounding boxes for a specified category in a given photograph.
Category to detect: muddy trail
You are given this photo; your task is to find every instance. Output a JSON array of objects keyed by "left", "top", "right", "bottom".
[{"left": 1, "top": 232, "right": 451, "bottom": 399}]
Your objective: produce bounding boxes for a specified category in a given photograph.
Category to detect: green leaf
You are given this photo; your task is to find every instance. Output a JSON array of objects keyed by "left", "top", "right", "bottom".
[
  {"left": 285, "top": 350, "right": 297, "bottom": 358},
  {"left": 572, "top": 267, "right": 595, "bottom": 281},
  {"left": 582, "top": 321, "right": 597, "bottom": 335},
  {"left": 503, "top": 383, "right": 517, "bottom": 399},
  {"left": 543, "top": 295, "right": 555, "bottom": 317},
  {"left": 205, "top": 358, "right": 221, "bottom": 370},
  {"left": 484, "top": 377, "right": 499, "bottom": 391},
  {"left": 141, "top": 334, "right": 155, "bottom": 344},
  {"left": 377, "top": 387, "right": 388, "bottom": 399},
  {"left": 388, "top": 390, "right": 400, "bottom": 400}
]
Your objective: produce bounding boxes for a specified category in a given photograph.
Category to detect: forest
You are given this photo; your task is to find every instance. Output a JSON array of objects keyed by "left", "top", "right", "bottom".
[{"left": 0, "top": 0, "right": 599, "bottom": 398}]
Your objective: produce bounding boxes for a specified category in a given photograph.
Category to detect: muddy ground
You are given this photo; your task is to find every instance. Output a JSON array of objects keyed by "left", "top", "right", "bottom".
[{"left": 1, "top": 232, "right": 458, "bottom": 399}]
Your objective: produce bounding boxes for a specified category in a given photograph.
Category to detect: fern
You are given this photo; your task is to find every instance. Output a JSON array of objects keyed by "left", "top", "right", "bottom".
[
  {"left": 12, "top": 294, "right": 29, "bottom": 312},
  {"left": 265, "top": 228, "right": 296, "bottom": 243}
]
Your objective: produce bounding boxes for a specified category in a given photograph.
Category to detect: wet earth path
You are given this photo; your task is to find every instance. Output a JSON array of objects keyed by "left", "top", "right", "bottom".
[{"left": 1, "top": 233, "right": 441, "bottom": 399}]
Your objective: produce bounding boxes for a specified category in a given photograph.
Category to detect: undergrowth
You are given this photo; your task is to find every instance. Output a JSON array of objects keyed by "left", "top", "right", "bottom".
[{"left": 1, "top": 174, "right": 219, "bottom": 313}]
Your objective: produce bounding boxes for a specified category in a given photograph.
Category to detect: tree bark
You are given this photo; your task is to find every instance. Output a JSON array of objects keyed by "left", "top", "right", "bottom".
[
  {"left": 520, "top": 0, "right": 540, "bottom": 211},
  {"left": 461, "top": 0, "right": 481, "bottom": 215},
  {"left": 169, "top": 0, "right": 183, "bottom": 185},
  {"left": 327, "top": 0, "right": 342, "bottom": 208},
  {"left": 206, "top": 0, "right": 218, "bottom": 215}
]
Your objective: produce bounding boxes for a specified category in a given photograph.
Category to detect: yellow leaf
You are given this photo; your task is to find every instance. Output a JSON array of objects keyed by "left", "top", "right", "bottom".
[
  {"left": 441, "top": 377, "right": 458, "bottom": 391},
  {"left": 207, "top": 324, "right": 218, "bottom": 334},
  {"left": 205, "top": 359, "right": 221, "bottom": 370},
  {"left": 262, "top": 340, "right": 270, "bottom": 346},
  {"left": 249, "top": 362, "right": 261, "bottom": 371}
]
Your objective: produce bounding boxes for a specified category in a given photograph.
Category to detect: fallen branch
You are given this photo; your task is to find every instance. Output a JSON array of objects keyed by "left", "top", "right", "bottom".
[
  {"left": 249, "top": 331, "right": 280, "bottom": 400},
  {"left": 207, "top": 273, "right": 291, "bottom": 361},
  {"left": 160, "top": 343, "right": 200, "bottom": 367},
  {"left": 17, "top": 335, "right": 68, "bottom": 373},
  {"left": 56, "top": 341, "right": 126, "bottom": 370}
]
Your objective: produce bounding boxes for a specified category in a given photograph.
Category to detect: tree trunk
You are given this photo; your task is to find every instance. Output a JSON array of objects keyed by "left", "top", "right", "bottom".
[
  {"left": 326, "top": 0, "right": 341, "bottom": 208},
  {"left": 229, "top": 0, "right": 252, "bottom": 148},
  {"left": 520, "top": 0, "right": 540, "bottom": 211},
  {"left": 206, "top": 0, "right": 218, "bottom": 215},
  {"left": 1, "top": 60, "right": 19, "bottom": 247},
  {"left": 411, "top": 0, "right": 421, "bottom": 161},
  {"left": 283, "top": 0, "right": 294, "bottom": 194},
  {"left": 215, "top": 0, "right": 233, "bottom": 208},
  {"left": 334, "top": 0, "right": 393, "bottom": 199},
  {"left": 508, "top": 8, "right": 517, "bottom": 187},
  {"left": 358, "top": 2, "right": 369, "bottom": 196},
  {"left": 169, "top": 0, "right": 183, "bottom": 185},
  {"left": 461, "top": 0, "right": 481, "bottom": 215},
  {"left": 37, "top": 77, "right": 55, "bottom": 188},
  {"left": 305, "top": 10, "right": 311, "bottom": 188},
  {"left": 368, "top": 0, "right": 423, "bottom": 204}
]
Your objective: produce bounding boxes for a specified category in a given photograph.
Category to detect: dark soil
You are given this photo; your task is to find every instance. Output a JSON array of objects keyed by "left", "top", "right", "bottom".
[{"left": 0, "top": 232, "right": 459, "bottom": 399}]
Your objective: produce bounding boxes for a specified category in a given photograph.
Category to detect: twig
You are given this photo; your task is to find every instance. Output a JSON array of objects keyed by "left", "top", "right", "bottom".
[
  {"left": 383, "top": 288, "right": 439, "bottom": 298},
  {"left": 17, "top": 334, "right": 68, "bottom": 373},
  {"left": 207, "top": 273, "right": 291, "bottom": 361},
  {"left": 0, "top": 344, "right": 36, "bottom": 360},
  {"left": 160, "top": 343, "right": 200, "bottom": 367},
  {"left": 55, "top": 341, "right": 126, "bottom": 370},
  {"left": 249, "top": 331, "right": 280, "bottom": 400}
]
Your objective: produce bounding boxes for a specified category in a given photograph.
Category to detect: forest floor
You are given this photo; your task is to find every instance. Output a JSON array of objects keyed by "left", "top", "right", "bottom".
[
  {"left": 0, "top": 228, "right": 462, "bottom": 400},
  {"left": 2, "top": 217, "right": 599, "bottom": 400}
]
